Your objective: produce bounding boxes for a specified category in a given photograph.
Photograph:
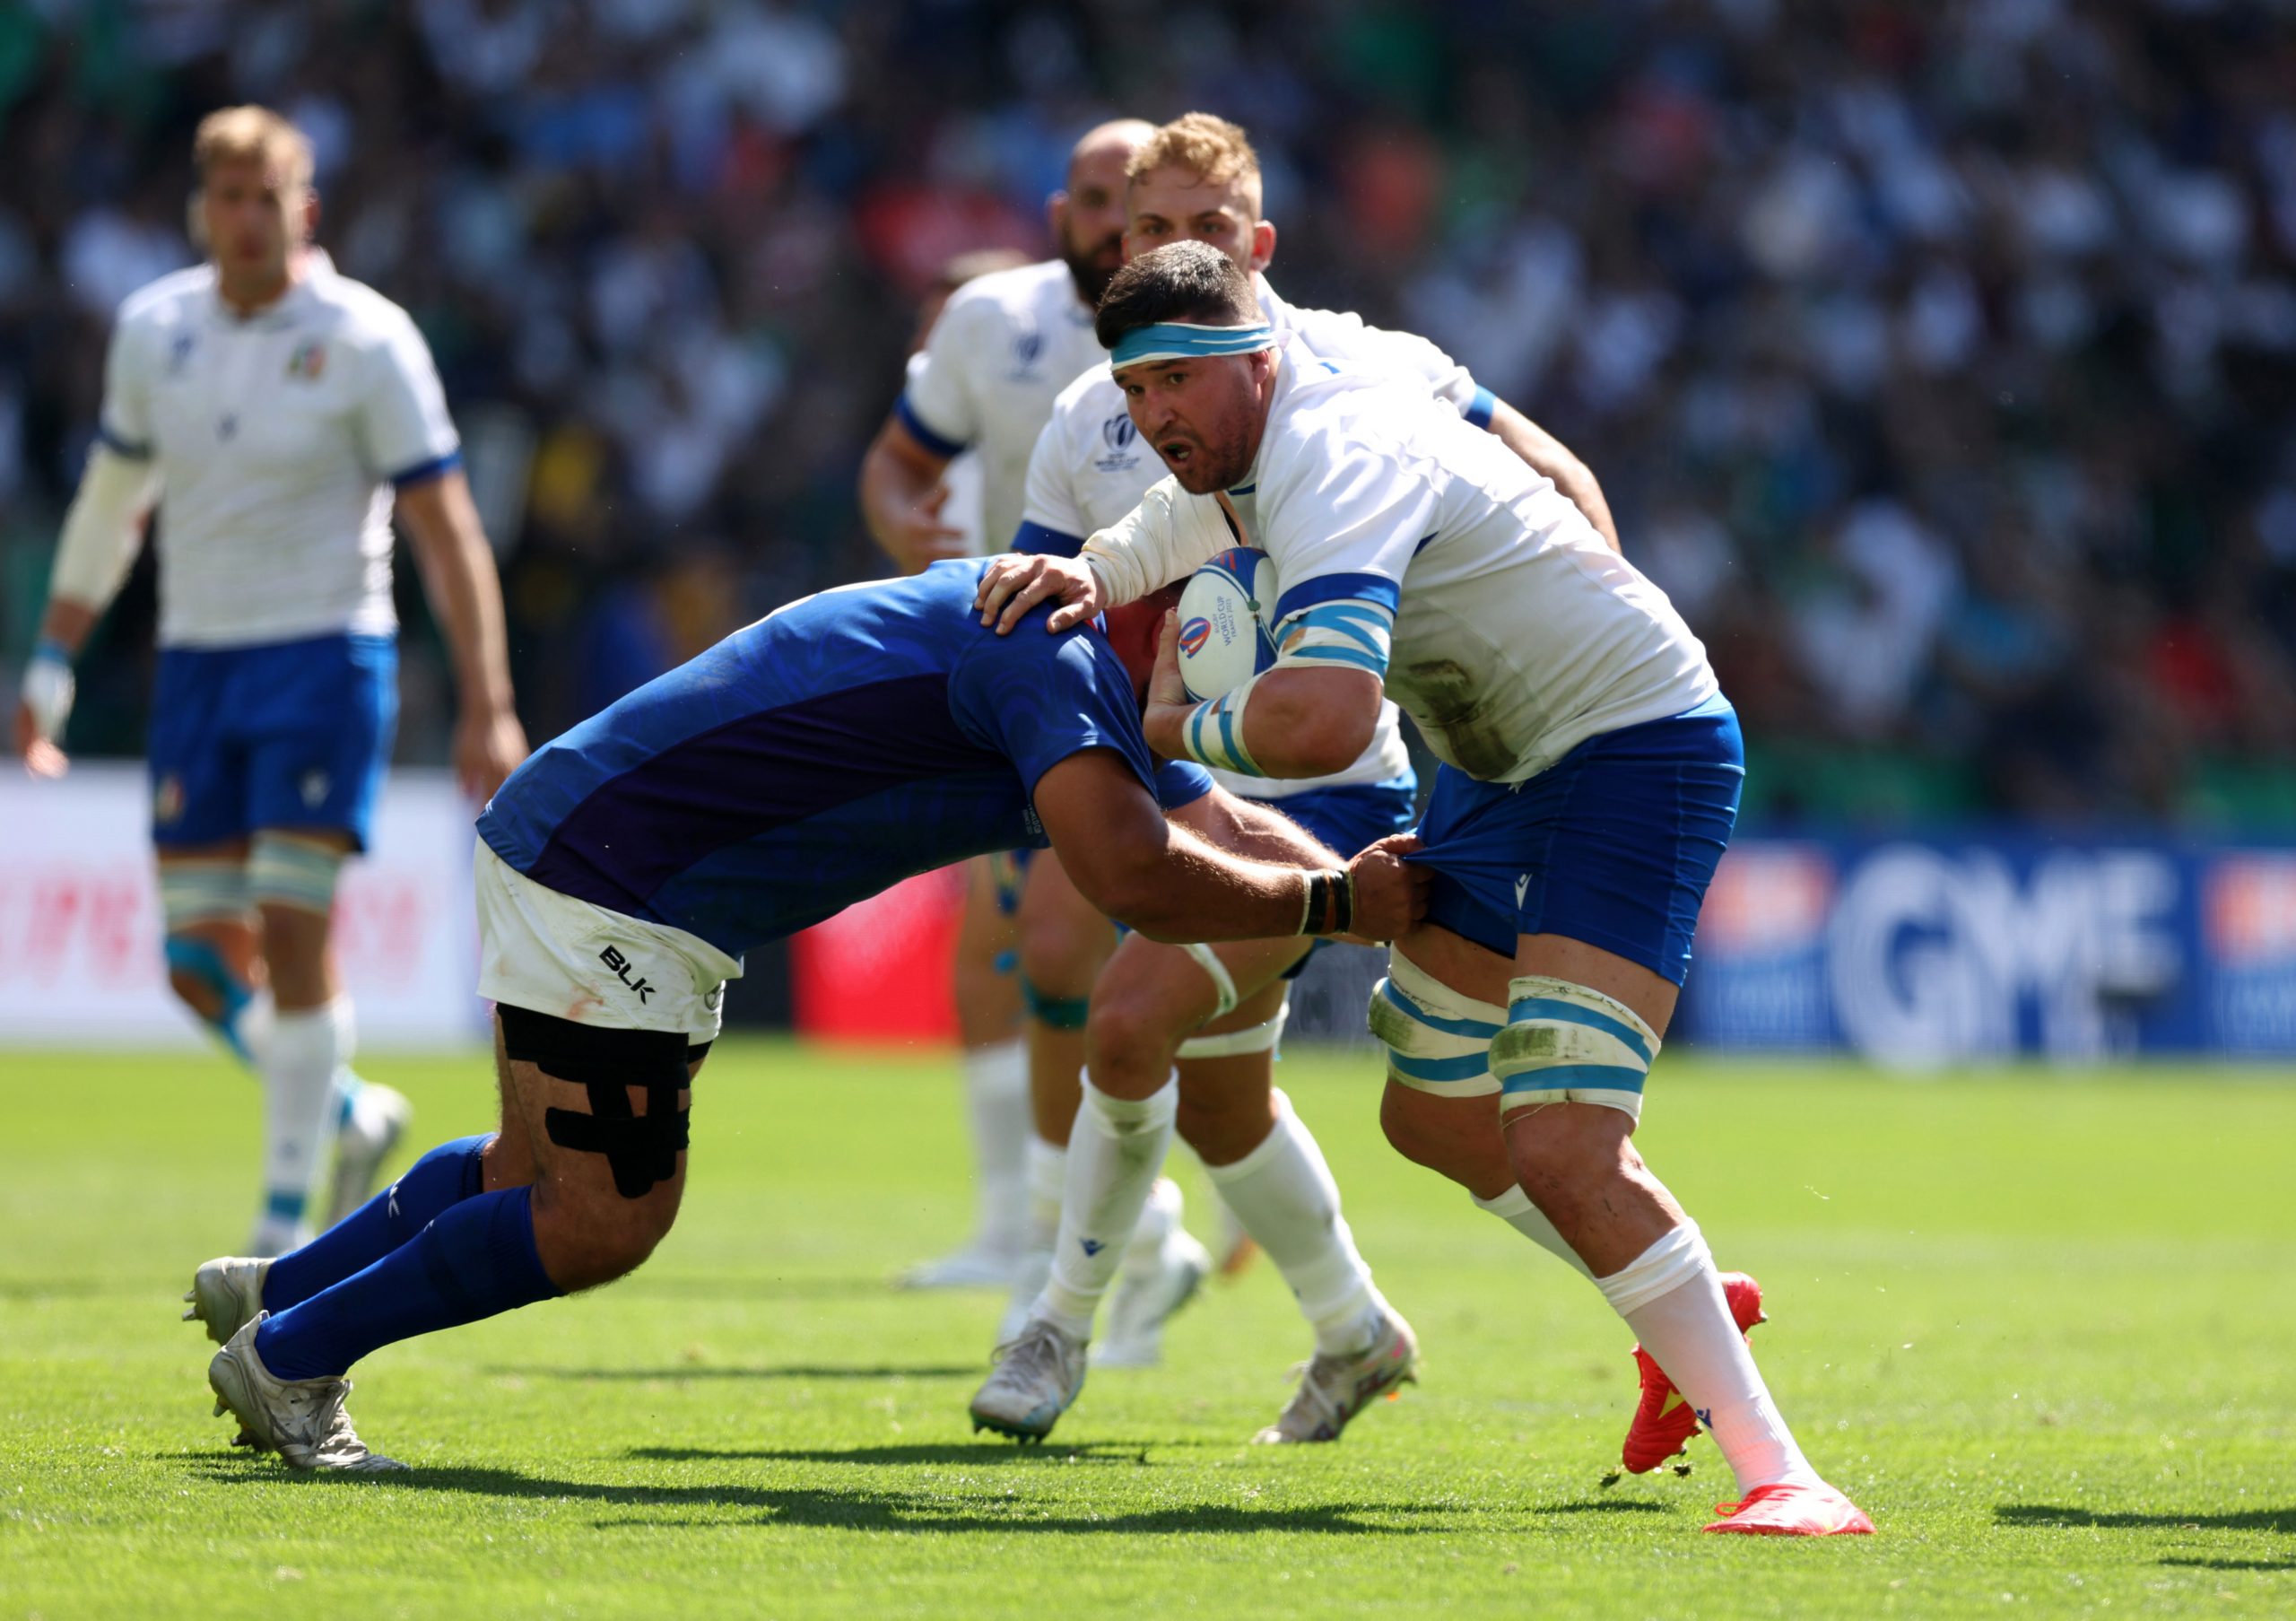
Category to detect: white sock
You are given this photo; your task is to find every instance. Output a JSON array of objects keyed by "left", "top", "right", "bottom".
[
  {"left": 1205, "top": 1091, "right": 1381, "bottom": 1355},
  {"left": 1036, "top": 1076, "right": 1178, "bottom": 1340},
  {"left": 261, "top": 999, "right": 348, "bottom": 1228},
  {"left": 1120, "top": 1175, "right": 1182, "bottom": 1281},
  {"left": 1598, "top": 1224, "right": 1820, "bottom": 1495},
  {"left": 1473, "top": 1184, "right": 1595, "bottom": 1280},
  {"left": 1023, "top": 1133, "right": 1066, "bottom": 1252},
  {"left": 961, "top": 1039, "right": 1031, "bottom": 1254}
]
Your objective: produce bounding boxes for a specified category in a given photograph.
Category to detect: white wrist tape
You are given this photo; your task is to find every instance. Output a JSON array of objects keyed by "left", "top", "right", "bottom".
[
  {"left": 22, "top": 643, "right": 74, "bottom": 740},
  {"left": 49, "top": 443, "right": 157, "bottom": 612}
]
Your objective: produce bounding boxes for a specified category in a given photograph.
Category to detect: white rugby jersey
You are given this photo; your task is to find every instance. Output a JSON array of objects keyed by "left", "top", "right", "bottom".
[
  {"left": 895, "top": 258, "right": 1104, "bottom": 557},
  {"left": 1081, "top": 344, "right": 1718, "bottom": 784},
  {"left": 1015, "top": 277, "right": 1492, "bottom": 798},
  {"left": 98, "top": 251, "right": 459, "bottom": 649}
]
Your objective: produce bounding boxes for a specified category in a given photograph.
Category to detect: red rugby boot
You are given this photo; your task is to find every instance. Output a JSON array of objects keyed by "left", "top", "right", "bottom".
[
  {"left": 1620, "top": 1270, "right": 1767, "bottom": 1474},
  {"left": 1704, "top": 1480, "right": 1874, "bottom": 1536}
]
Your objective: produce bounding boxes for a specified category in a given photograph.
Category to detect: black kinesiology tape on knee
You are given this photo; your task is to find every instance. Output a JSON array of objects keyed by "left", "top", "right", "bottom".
[{"left": 499, "top": 1005, "right": 692, "bottom": 1199}]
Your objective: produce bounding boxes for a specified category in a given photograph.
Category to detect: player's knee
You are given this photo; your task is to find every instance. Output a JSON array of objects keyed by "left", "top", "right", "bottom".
[
  {"left": 159, "top": 861, "right": 258, "bottom": 1029},
  {"left": 535, "top": 1181, "right": 680, "bottom": 1288},
  {"left": 1084, "top": 984, "right": 1167, "bottom": 1069},
  {"left": 1378, "top": 1081, "right": 1457, "bottom": 1172},
  {"left": 1022, "top": 975, "right": 1093, "bottom": 1037},
  {"left": 1015, "top": 892, "right": 1109, "bottom": 999}
]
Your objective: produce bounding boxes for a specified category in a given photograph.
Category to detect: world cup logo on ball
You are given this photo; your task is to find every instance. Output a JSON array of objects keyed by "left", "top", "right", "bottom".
[{"left": 1174, "top": 547, "right": 1280, "bottom": 702}]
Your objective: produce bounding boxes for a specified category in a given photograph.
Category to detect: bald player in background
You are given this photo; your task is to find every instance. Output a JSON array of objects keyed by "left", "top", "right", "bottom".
[{"left": 858, "top": 122, "right": 1165, "bottom": 1292}]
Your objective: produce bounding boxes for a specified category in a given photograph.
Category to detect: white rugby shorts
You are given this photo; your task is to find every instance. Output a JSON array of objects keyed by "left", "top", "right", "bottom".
[{"left": 474, "top": 841, "right": 739, "bottom": 1043}]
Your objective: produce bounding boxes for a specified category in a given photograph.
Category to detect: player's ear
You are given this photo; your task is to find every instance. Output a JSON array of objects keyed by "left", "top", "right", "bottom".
[
  {"left": 1250, "top": 218, "right": 1276, "bottom": 273},
  {"left": 186, "top": 190, "right": 208, "bottom": 253},
  {"left": 1047, "top": 189, "right": 1070, "bottom": 245},
  {"left": 302, "top": 187, "right": 320, "bottom": 244}
]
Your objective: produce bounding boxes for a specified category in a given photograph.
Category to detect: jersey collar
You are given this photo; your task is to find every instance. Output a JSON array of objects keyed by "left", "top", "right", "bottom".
[{"left": 207, "top": 247, "right": 331, "bottom": 330}]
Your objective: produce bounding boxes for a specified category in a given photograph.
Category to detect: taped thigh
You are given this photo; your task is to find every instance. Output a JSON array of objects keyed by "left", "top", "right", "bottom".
[
  {"left": 498, "top": 1003, "right": 692, "bottom": 1199},
  {"left": 1366, "top": 953, "right": 1503, "bottom": 1096},
  {"left": 1180, "top": 942, "right": 1240, "bottom": 1020},
  {"left": 159, "top": 860, "right": 259, "bottom": 1057},
  {"left": 1488, "top": 975, "right": 1657, "bottom": 1122},
  {"left": 248, "top": 832, "right": 344, "bottom": 916},
  {"left": 1178, "top": 1001, "right": 1288, "bottom": 1059}
]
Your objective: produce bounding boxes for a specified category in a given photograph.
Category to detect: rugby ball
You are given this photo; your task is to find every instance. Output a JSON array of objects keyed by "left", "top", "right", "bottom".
[{"left": 1175, "top": 546, "right": 1279, "bottom": 702}]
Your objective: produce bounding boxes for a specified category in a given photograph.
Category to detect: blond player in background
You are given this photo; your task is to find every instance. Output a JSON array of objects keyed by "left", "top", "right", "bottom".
[
  {"left": 857, "top": 120, "right": 1190, "bottom": 1294},
  {"left": 11, "top": 107, "right": 525, "bottom": 1255}
]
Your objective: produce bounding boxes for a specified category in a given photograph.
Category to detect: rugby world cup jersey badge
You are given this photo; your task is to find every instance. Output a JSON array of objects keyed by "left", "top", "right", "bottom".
[
  {"left": 1094, "top": 410, "right": 1141, "bottom": 473},
  {"left": 285, "top": 339, "right": 326, "bottom": 380}
]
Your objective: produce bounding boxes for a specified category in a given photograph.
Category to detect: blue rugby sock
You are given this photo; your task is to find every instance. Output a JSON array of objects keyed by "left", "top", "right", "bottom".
[
  {"left": 262, "top": 1135, "right": 492, "bottom": 1312},
  {"left": 254, "top": 1184, "right": 561, "bottom": 1381}
]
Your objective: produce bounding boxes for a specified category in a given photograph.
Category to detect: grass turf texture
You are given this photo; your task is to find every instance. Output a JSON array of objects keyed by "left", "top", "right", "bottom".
[{"left": 2, "top": 1042, "right": 2292, "bottom": 1619}]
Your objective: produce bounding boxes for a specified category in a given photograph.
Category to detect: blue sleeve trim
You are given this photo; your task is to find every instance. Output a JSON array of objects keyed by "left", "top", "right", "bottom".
[
  {"left": 1274, "top": 571, "right": 1403, "bottom": 621},
  {"left": 1465, "top": 386, "right": 1497, "bottom": 431},
  {"left": 1283, "top": 642, "right": 1389, "bottom": 675},
  {"left": 95, "top": 423, "right": 152, "bottom": 460},
  {"left": 1154, "top": 761, "right": 1215, "bottom": 810},
  {"left": 893, "top": 393, "right": 969, "bottom": 461},
  {"left": 1013, "top": 519, "right": 1085, "bottom": 558},
  {"left": 389, "top": 449, "right": 463, "bottom": 489}
]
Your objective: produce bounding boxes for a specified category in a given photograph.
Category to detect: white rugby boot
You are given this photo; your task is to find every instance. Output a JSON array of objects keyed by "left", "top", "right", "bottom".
[
  {"left": 183, "top": 1256, "right": 272, "bottom": 1346},
  {"left": 969, "top": 1319, "right": 1089, "bottom": 1443},
  {"left": 1251, "top": 1305, "right": 1420, "bottom": 1444},
  {"left": 207, "top": 1315, "right": 405, "bottom": 1472},
  {"left": 1091, "top": 1227, "right": 1211, "bottom": 1369},
  {"left": 326, "top": 1080, "right": 413, "bottom": 1230}
]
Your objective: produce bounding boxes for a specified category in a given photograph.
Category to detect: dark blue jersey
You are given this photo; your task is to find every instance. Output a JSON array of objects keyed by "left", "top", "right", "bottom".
[{"left": 478, "top": 560, "right": 1213, "bottom": 956}]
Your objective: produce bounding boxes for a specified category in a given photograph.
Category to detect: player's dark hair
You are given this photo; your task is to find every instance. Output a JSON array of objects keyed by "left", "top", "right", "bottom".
[{"left": 1094, "top": 241, "right": 1258, "bottom": 351}]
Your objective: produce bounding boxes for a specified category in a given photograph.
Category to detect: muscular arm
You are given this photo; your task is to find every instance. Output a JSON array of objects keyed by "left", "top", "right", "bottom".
[
  {"left": 1037, "top": 751, "right": 1312, "bottom": 942},
  {"left": 1487, "top": 400, "right": 1621, "bottom": 553},
  {"left": 858, "top": 415, "right": 965, "bottom": 574},
  {"left": 394, "top": 468, "right": 526, "bottom": 798},
  {"left": 1167, "top": 783, "right": 1344, "bottom": 867},
  {"left": 1036, "top": 751, "right": 1421, "bottom": 942}
]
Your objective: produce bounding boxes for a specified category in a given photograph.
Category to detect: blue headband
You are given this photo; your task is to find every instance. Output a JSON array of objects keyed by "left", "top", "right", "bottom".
[{"left": 1109, "top": 320, "right": 1277, "bottom": 374}]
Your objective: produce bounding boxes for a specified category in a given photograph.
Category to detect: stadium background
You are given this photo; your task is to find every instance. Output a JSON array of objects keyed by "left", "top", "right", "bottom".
[{"left": 4, "top": 0, "right": 2295, "bottom": 1061}]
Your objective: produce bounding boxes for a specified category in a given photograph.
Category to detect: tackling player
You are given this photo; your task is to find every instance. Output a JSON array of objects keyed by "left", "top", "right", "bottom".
[
  {"left": 976, "top": 243, "right": 1873, "bottom": 1537},
  {"left": 181, "top": 560, "right": 1422, "bottom": 1471},
  {"left": 12, "top": 108, "right": 525, "bottom": 1255},
  {"left": 858, "top": 121, "right": 1161, "bottom": 1293}
]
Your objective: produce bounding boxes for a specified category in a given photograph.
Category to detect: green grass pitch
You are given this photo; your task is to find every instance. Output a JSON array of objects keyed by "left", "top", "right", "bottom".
[{"left": 3, "top": 1041, "right": 2292, "bottom": 1618}]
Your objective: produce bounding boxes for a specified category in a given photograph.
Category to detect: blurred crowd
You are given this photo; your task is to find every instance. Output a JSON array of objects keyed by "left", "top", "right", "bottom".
[{"left": 3, "top": 0, "right": 2294, "bottom": 824}]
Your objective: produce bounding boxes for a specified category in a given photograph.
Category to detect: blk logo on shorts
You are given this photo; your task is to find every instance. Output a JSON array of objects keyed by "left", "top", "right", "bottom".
[{"left": 598, "top": 945, "right": 655, "bottom": 1004}]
